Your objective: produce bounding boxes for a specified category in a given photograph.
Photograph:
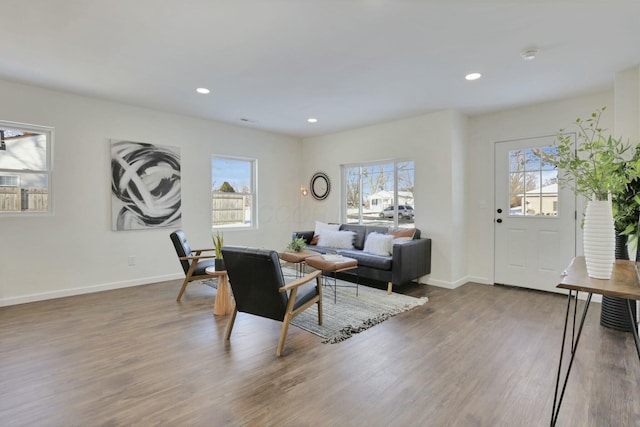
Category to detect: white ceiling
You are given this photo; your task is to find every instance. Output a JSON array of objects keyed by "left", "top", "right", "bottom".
[{"left": 1, "top": 0, "right": 639, "bottom": 138}]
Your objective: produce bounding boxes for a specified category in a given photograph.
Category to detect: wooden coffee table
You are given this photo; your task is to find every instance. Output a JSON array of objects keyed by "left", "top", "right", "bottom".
[
  {"left": 279, "top": 250, "right": 319, "bottom": 277},
  {"left": 205, "top": 266, "right": 234, "bottom": 316},
  {"left": 305, "top": 254, "right": 358, "bottom": 303}
]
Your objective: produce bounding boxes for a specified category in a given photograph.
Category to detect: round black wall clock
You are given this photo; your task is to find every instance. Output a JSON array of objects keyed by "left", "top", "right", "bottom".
[{"left": 310, "top": 172, "right": 331, "bottom": 200}]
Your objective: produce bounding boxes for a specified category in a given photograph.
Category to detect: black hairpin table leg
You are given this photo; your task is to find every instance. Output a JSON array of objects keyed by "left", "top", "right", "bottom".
[{"left": 551, "top": 290, "right": 593, "bottom": 427}]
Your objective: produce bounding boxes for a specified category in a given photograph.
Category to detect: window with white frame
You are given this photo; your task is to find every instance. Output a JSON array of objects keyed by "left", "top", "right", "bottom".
[
  {"left": 343, "top": 160, "right": 415, "bottom": 228},
  {"left": 211, "top": 156, "right": 256, "bottom": 229},
  {"left": 0, "top": 122, "right": 53, "bottom": 214}
]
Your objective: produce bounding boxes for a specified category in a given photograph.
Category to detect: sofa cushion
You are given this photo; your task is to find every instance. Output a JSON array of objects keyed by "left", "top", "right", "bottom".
[
  {"left": 337, "top": 249, "right": 392, "bottom": 270},
  {"left": 306, "top": 245, "right": 334, "bottom": 255},
  {"left": 363, "top": 232, "right": 394, "bottom": 256},
  {"left": 317, "top": 230, "right": 355, "bottom": 249}
]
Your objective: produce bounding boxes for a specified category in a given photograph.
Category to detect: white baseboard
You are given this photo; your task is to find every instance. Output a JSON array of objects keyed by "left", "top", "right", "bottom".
[
  {"left": 0, "top": 274, "right": 183, "bottom": 307},
  {"left": 5, "top": 273, "right": 600, "bottom": 307},
  {"left": 463, "top": 276, "right": 493, "bottom": 285},
  {"left": 425, "top": 276, "right": 489, "bottom": 289}
]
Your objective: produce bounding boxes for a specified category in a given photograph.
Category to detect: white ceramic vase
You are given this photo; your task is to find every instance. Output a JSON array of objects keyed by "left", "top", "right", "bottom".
[{"left": 583, "top": 199, "right": 615, "bottom": 279}]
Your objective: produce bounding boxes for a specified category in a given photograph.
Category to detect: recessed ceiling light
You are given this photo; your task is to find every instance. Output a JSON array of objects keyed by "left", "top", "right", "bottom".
[
  {"left": 307, "top": 118, "right": 318, "bottom": 123},
  {"left": 196, "top": 87, "right": 210, "bottom": 94},
  {"left": 465, "top": 73, "right": 482, "bottom": 81}
]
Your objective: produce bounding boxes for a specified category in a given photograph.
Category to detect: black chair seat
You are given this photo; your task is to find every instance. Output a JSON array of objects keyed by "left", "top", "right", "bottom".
[{"left": 192, "top": 259, "right": 215, "bottom": 276}]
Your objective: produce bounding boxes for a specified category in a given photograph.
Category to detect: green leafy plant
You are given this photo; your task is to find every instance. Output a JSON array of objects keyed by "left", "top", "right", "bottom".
[
  {"left": 212, "top": 231, "right": 224, "bottom": 259},
  {"left": 549, "top": 107, "right": 640, "bottom": 201},
  {"left": 286, "top": 236, "right": 307, "bottom": 252},
  {"left": 613, "top": 145, "right": 640, "bottom": 249}
]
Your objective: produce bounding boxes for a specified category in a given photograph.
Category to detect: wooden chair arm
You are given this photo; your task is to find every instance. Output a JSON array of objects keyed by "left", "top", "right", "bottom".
[
  {"left": 279, "top": 270, "right": 322, "bottom": 292},
  {"left": 191, "top": 248, "right": 216, "bottom": 254}
]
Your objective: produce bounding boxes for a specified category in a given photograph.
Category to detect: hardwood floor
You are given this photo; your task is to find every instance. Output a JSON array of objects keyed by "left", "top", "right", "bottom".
[{"left": 2, "top": 280, "right": 640, "bottom": 426}]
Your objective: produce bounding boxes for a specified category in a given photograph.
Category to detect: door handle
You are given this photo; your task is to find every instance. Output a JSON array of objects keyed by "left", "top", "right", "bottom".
[
  {"left": 496, "top": 218, "right": 503, "bottom": 223},
  {"left": 497, "top": 208, "right": 503, "bottom": 214}
]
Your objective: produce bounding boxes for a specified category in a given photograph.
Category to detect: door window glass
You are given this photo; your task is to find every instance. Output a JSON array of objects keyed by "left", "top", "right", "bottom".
[{"left": 508, "top": 147, "right": 558, "bottom": 216}]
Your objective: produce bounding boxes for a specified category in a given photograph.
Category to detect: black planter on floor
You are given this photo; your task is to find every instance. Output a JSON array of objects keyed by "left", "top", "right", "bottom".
[{"left": 600, "top": 234, "right": 638, "bottom": 332}]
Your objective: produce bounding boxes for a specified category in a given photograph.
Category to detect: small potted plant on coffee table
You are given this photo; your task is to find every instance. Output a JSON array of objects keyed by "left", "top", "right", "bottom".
[{"left": 287, "top": 236, "right": 307, "bottom": 252}]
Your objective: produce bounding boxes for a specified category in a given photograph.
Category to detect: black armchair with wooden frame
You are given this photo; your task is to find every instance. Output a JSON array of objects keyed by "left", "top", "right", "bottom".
[
  {"left": 170, "top": 230, "right": 216, "bottom": 301},
  {"left": 222, "top": 246, "right": 323, "bottom": 356}
]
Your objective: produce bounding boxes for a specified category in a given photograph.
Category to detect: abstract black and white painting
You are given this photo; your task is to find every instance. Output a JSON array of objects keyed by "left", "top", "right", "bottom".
[{"left": 111, "top": 140, "right": 181, "bottom": 231}]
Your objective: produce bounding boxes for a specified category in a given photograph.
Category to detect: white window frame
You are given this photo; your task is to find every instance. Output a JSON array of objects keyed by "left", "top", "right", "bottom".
[
  {"left": 341, "top": 158, "right": 414, "bottom": 227},
  {"left": 0, "top": 121, "right": 54, "bottom": 216},
  {"left": 211, "top": 155, "right": 257, "bottom": 230}
]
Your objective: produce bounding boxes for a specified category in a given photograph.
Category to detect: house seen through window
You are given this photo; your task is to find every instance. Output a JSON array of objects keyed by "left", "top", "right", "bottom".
[
  {"left": 343, "top": 160, "right": 414, "bottom": 228},
  {"left": 0, "top": 122, "right": 53, "bottom": 214},
  {"left": 509, "top": 147, "right": 558, "bottom": 216},
  {"left": 211, "top": 156, "right": 256, "bottom": 228}
]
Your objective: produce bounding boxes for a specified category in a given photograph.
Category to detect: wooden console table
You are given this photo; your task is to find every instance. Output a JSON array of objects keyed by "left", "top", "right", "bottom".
[{"left": 551, "top": 256, "right": 640, "bottom": 426}]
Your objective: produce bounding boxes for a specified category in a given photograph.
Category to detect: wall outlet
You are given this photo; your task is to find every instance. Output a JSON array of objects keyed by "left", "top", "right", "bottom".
[{"left": 128, "top": 256, "right": 136, "bottom": 266}]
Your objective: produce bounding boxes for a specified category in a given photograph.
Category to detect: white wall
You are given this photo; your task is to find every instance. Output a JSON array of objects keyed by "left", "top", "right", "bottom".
[
  {"left": 3, "top": 72, "right": 632, "bottom": 305},
  {"left": 0, "top": 79, "right": 302, "bottom": 306},
  {"left": 615, "top": 65, "right": 640, "bottom": 141},
  {"left": 301, "top": 109, "right": 466, "bottom": 287},
  {"left": 465, "top": 90, "right": 614, "bottom": 284}
]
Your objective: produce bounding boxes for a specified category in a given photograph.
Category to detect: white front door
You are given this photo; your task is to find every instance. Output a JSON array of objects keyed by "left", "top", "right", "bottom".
[{"left": 494, "top": 136, "right": 576, "bottom": 293}]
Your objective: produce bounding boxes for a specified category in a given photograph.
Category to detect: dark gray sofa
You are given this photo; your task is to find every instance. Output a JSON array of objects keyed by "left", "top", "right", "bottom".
[{"left": 292, "top": 224, "right": 431, "bottom": 293}]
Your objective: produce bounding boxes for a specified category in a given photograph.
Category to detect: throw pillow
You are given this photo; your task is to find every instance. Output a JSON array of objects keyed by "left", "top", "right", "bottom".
[
  {"left": 387, "top": 227, "right": 415, "bottom": 244},
  {"left": 315, "top": 221, "right": 340, "bottom": 235},
  {"left": 317, "top": 230, "right": 355, "bottom": 249},
  {"left": 363, "top": 232, "right": 394, "bottom": 256},
  {"left": 313, "top": 221, "right": 340, "bottom": 244},
  {"left": 387, "top": 227, "right": 415, "bottom": 239}
]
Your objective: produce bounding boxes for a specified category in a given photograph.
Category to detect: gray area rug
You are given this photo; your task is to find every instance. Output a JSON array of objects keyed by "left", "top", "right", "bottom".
[
  {"left": 289, "top": 277, "right": 428, "bottom": 344},
  {"left": 201, "top": 278, "right": 218, "bottom": 289}
]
